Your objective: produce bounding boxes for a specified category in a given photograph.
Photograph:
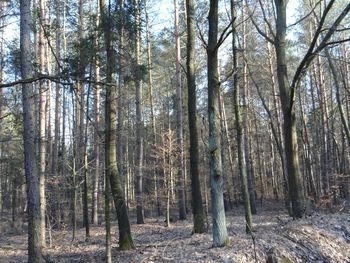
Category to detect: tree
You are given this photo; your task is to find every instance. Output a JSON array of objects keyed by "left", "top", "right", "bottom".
[
  {"left": 174, "top": 0, "right": 187, "bottom": 221},
  {"left": 274, "top": 0, "right": 349, "bottom": 218},
  {"left": 38, "top": 0, "right": 47, "bottom": 246},
  {"left": 20, "top": 0, "right": 44, "bottom": 261},
  {"left": 186, "top": 0, "right": 206, "bottom": 234},
  {"left": 231, "top": 0, "right": 252, "bottom": 233},
  {"left": 207, "top": 0, "right": 229, "bottom": 247},
  {"left": 134, "top": 0, "right": 145, "bottom": 225},
  {"left": 100, "top": 0, "right": 135, "bottom": 250},
  {"left": 250, "top": 0, "right": 350, "bottom": 218}
]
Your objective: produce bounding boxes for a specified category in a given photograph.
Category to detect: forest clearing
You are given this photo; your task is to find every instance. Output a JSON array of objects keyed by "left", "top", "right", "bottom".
[{"left": 1, "top": 202, "right": 349, "bottom": 263}]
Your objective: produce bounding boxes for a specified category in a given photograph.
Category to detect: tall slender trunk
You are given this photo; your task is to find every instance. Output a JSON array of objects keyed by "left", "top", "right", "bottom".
[
  {"left": 174, "top": 0, "right": 186, "bottom": 220},
  {"left": 0, "top": 1, "right": 4, "bottom": 121},
  {"left": 100, "top": 0, "right": 135, "bottom": 250},
  {"left": 60, "top": 0, "right": 68, "bottom": 225},
  {"left": 241, "top": 18, "right": 256, "bottom": 215},
  {"left": 220, "top": 92, "right": 236, "bottom": 203},
  {"left": 145, "top": 0, "right": 161, "bottom": 216},
  {"left": 314, "top": 51, "right": 331, "bottom": 194},
  {"left": 91, "top": 0, "right": 100, "bottom": 225},
  {"left": 71, "top": 93, "right": 77, "bottom": 241},
  {"left": 38, "top": 0, "right": 47, "bottom": 247},
  {"left": 325, "top": 49, "right": 350, "bottom": 148},
  {"left": 51, "top": 0, "right": 61, "bottom": 229},
  {"left": 208, "top": 0, "right": 228, "bottom": 247},
  {"left": 82, "top": 82, "right": 91, "bottom": 240},
  {"left": 232, "top": 0, "right": 252, "bottom": 233},
  {"left": 134, "top": 0, "right": 144, "bottom": 224},
  {"left": 117, "top": 0, "right": 125, "bottom": 181},
  {"left": 20, "top": 0, "right": 44, "bottom": 260}
]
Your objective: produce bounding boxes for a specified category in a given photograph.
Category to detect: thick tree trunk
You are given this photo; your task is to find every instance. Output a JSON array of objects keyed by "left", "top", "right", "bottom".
[
  {"left": 20, "top": 0, "right": 44, "bottom": 260},
  {"left": 186, "top": 0, "right": 206, "bottom": 233},
  {"left": 274, "top": 0, "right": 305, "bottom": 218},
  {"left": 266, "top": 39, "right": 290, "bottom": 209},
  {"left": 208, "top": 0, "right": 228, "bottom": 247}
]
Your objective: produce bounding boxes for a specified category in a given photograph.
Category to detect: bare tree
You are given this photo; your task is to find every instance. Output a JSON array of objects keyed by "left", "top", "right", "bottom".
[
  {"left": 186, "top": 0, "right": 206, "bottom": 233},
  {"left": 20, "top": 0, "right": 44, "bottom": 260},
  {"left": 207, "top": 0, "right": 229, "bottom": 247}
]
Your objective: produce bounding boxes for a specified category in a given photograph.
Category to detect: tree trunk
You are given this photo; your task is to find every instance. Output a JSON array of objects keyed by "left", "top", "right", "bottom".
[
  {"left": 145, "top": 0, "right": 161, "bottom": 217},
  {"left": 241, "top": 18, "right": 257, "bottom": 215},
  {"left": 274, "top": 0, "right": 305, "bottom": 218},
  {"left": 82, "top": 84, "right": 91, "bottom": 240},
  {"left": 134, "top": 0, "right": 145, "bottom": 225},
  {"left": 174, "top": 0, "right": 187, "bottom": 221},
  {"left": 0, "top": 1, "right": 4, "bottom": 122},
  {"left": 100, "top": 0, "right": 135, "bottom": 250},
  {"left": 186, "top": 0, "right": 206, "bottom": 233},
  {"left": 325, "top": 49, "right": 350, "bottom": 149},
  {"left": 51, "top": 0, "right": 61, "bottom": 229},
  {"left": 20, "top": 0, "right": 44, "bottom": 260},
  {"left": 92, "top": 63, "right": 100, "bottom": 225},
  {"left": 267, "top": 38, "right": 290, "bottom": 211},
  {"left": 232, "top": 0, "right": 252, "bottom": 233},
  {"left": 38, "top": 0, "right": 47, "bottom": 247},
  {"left": 207, "top": 0, "right": 228, "bottom": 247},
  {"left": 117, "top": 0, "right": 125, "bottom": 182}
]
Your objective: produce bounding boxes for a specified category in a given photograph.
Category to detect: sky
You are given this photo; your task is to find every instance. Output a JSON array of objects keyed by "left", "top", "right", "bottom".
[{"left": 152, "top": 0, "right": 300, "bottom": 32}]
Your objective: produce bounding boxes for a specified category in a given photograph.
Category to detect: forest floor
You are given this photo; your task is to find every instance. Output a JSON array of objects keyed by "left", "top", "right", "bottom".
[{"left": 1, "top": 200, "right": 350, "bottom": 263}]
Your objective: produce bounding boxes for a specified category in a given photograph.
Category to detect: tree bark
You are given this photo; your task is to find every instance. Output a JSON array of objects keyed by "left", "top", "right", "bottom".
[
  {"left": 232, "top": 0, "right": 252, "bottom": 233},
  {"left": 134, "top": 0, "right": 145, "bottom": 224},
  {"left": 92, "top": 1, "right": 101, "bottom": 225},
  {"left": 20, "top": 0, "right": 44, "bottom": 260},
  {"left": 100, "top": 0, "right": 135, "bottom": 250},
  {"left": 274, "top": 0, "right": 305, "bottom": 218},
  {"left": 38, "top": 0, "right": 47, "bottom": 247},
  {"left": 174, "top": 0, "right": 187, "bottom": 221},
  {"left": 186, "top": 0, "right": 206, "bottom": 233},
  {"left": 117, "top": 0, "right": 125, "bottom": 183},
  {"left": 208, "top": 0, "right": 228, "bottom": 247}
]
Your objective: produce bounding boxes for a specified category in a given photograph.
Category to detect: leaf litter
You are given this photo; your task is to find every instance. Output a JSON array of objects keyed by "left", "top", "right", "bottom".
[{"left": 0, "top": 201, "right": 349, "bottom": 262}]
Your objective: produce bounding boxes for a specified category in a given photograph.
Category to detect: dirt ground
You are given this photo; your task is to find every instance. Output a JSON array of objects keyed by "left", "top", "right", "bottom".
[{"left": 1, "top": 201, "right": 349, "bottom": 263}]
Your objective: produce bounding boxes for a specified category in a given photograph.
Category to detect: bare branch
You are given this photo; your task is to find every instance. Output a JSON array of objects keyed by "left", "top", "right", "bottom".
[
  {"left": 0, "top": 75, "right": 72, "bottom": 89},
  {"left": 196, "top": 21, "right": 208, "bottom": 49},
  {"left": 215, "top": 18, "right": 236, "bottom": 49},
  {"left": 287, "top": 0, "right": 322, "bottom": 28},
  {"left": 289, "top": 0, "right": 349, "bottom": 107},
  {"left": 247, "top": 2, "right": 275, "bottom": 44},
  {"left": 258, "top": 0, "right": 275, "bottom": 39},
  {"left": 0, "top": 74, "right": 117, "bottom": 89}
]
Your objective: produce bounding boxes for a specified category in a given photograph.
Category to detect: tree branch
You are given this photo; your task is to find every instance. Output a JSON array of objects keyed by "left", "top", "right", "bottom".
[
  {"left": 215, "top": 18, "right": 235, "bottom": 49},
  {"left": 290, "top": 1, "right": 350, "bottom": 108}
]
